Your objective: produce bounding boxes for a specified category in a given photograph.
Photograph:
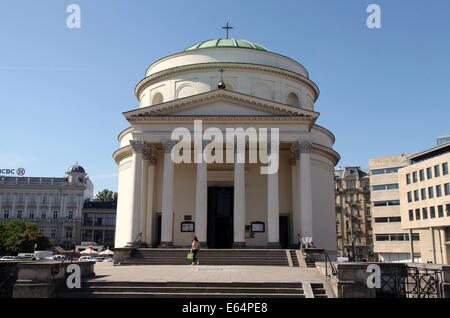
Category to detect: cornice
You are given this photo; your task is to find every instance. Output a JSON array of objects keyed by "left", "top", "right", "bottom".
[
  {"left": 135, "top": 62, "right": 319, "bottom": 101},
  {"left": 311, "top": 143, "right": 341, "bottom": 167},
  {"left": 124, "top": 89, "right": 319, "bottom": 123},
  {"left": 113, "top": 145, "right": 132, "bottom": 165}
]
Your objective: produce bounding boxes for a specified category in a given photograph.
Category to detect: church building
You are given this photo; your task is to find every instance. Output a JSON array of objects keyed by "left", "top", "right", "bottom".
[{"left": 113, "top": 36, "right": 340, "bottom": 254}]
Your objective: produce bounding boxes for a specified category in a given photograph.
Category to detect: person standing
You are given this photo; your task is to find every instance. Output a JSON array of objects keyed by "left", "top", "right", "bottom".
[{"left": 191, "top": 236, "right": 200, "bottom": 265}]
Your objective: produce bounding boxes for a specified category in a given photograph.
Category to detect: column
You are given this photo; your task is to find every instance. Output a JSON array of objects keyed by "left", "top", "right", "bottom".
[
  {"left": 126, "top": 140, "right": 145, "bottom": 247},
  {"left": 267, "top": 146, "right": 280, "bottom": 248},
  {"left": 430, "top": 227, "right": 436, "bottom": 264},
  {"left": 145, "top": 151, "right": 157, "bottom": 246},
  {"left": 195, "top": 156, "right": 208, "bottom": 247},
  {"left": 139, "top": 146, "right": 150, "bottom": 242},
  {"left": 297, "top": 140, "right": 313, "bottom": 245},
  {"left": 161, "top": 141, "right": 176, "bottom": 247},
  {"left": 408, "top": 229, "right": 414, "bottom": 263},
  {"left": 289, "top": 151, "right": 298, "bottom": 246},
  {"left": 233, "top": 153, "right": 246, "bottom": 248}
]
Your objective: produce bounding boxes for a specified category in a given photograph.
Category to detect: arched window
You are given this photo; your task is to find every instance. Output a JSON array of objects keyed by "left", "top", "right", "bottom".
[
  {"left": 151, "top": 92, "right": 163, "bottom": 105},
  {"left": 287, "top": 92, "right": 300, "bottom": 107}
]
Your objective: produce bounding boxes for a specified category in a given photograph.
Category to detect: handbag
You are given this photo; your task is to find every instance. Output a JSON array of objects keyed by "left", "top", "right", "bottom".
[{"left": 187, "top": 252, "right": 194, "bottom": 260}]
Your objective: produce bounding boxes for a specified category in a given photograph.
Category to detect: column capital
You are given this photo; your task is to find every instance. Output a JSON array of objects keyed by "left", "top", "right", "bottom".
[
  {"left": 288, "top": 153, "right": 297, "bottom": 166},
  {"left": 143, "top": 147, "right": 157, "bottom": 164},
  {"left": 297, "top": 140, "right": 312, "bottom": 154},
  {"left": 130, "top": 140, "right": 146, "bottom": 154},
  {"left": 163, "top": 140, "right": 177, "bottom": 153}
]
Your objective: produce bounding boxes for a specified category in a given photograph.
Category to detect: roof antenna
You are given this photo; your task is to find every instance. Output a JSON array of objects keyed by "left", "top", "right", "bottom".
[{"left": 217, "top": 69, "right": 226, "bottom": 89}]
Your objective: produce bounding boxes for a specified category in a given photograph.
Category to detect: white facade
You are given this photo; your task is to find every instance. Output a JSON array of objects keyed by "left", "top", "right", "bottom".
[
  {"left": 0, "top": 165, "right": 94, "bottom": 244},
  {"left": 114, "top": 40, "right": 340, "bottom": 253}
]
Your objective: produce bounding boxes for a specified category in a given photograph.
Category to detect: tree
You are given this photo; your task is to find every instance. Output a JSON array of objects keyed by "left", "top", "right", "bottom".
[
  {"left": 0, "top": 220, "right": 51, "bottom": 255},
  {"left": 95, "top": 189, "right": 118, "bottom": 202}
]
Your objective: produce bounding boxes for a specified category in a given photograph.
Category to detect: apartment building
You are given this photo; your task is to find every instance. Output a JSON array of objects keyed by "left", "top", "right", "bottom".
[
  {"left": 399, "top": 142, "right": 450, "bottom": 264},
  {"left": 369, "top": 155, "right": 422, "bottom": 262},
  {"left": 334, "top": 167, "right": 372, "bottom": 260},
  {"left": 81, "top": 201, "right": 117, "bottom": 248},
  {"left": 0, "top": 164, "right": 94, "bottom": 246}
]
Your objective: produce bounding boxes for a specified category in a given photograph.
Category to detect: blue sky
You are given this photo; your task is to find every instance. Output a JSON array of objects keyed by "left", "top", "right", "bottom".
[{"left": 0, "top": 0, "right": 449, "bottom": 194}]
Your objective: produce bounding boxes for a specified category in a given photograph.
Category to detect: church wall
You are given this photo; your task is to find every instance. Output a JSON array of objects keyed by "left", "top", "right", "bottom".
[
  {"left": 145, "top": 48, "right": 308, "bottom": 78},
  {"left": 115, "top": 157, "right": 133, "bottom": 248},
  {"left": 139, "top": 70, "right": 314, "bottom": 111},
  {"left": 172, "top": 164, "right": 196, "bottom": 246},
  {"left": 311, "top": 155, "right": 337, "bottom": 256}
]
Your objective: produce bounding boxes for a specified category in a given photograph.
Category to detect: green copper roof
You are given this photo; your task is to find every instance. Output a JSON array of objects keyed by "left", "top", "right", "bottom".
[{"left": 184, "top": 39, "right": 269, "bottom": 52}]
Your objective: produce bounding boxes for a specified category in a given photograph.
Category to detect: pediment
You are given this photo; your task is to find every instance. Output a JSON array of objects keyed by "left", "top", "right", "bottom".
[{"left": 123, "top": 90, "right": 318, "bottom": 120}]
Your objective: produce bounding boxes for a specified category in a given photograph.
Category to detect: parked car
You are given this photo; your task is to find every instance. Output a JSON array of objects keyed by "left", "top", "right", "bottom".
[
  {"left": 79, "top": 256, "right": 95, "bottom": 262},
  {"left": 103, "top": 258, "right": 113, "bottom": 262},
  {"left": 52, "top": 255, "right": 67, "bottom": 261},
  {"left": 0, "top": 256, "right": 19, "bottom": 261},
  {"left": 17, "top": 253, "right": 34, "bottom": 259},
  {"left": 94, "top": 257, "right": 105, "bottom": 262}
]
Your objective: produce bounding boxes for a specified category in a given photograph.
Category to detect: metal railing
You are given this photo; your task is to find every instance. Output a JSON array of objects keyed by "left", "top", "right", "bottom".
[{"left": 323, "top": 251, "right": 337, "bottom": 277}]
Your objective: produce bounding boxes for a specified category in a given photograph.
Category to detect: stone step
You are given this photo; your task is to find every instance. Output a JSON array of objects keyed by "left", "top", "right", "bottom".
[
  {"left": 82, "top": 281, "right": 303, "bottom": 288},
  {"left": 58, "top": 291, "right": 306, "bottom": 298},
  {"left": 58, "top": 281, "right": 306, "bottom": 298},
  {"left": 76, "top": 286, "right": 304, "bottom": 294},
  {"left": 121, "top": 261, "right": 288, "bottom": 266}
]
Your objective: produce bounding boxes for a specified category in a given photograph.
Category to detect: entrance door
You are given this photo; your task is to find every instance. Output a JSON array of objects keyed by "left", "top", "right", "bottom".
[
  {"left": 207, "top": 187, "right": 234, "bottom": 248},
  {"left": 279, "top": 216, "right": 289, "bottom": 249}
]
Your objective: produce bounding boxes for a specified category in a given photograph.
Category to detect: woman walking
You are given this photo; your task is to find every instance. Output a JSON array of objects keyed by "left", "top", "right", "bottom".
[{"left": 190, "top": 236, "right": 200, "bottom": 265}]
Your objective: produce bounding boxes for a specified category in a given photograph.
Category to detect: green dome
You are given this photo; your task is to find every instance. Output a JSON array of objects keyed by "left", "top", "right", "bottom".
[{"left": 184, "top": 39, "right": 269, "bottom": 52}]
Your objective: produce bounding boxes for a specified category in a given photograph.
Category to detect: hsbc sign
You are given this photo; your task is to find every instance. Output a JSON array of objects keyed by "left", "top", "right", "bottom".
[{"left": 0, "top": 168, "right": 26, "bottom": 176}]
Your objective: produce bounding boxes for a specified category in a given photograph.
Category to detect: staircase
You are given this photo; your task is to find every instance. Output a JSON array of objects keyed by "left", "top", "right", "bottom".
[
  {"left": 120, "top": 249, "right": 289, "bottom": 266},
  {"left": 57, "top": 281, "right": 306, "bottom": 298},
  {"left": 289, "top": 250, "right": 299, "bottom": 267},
  {"left": 311, "top": 283, "right": 328, "bottom": 298}
]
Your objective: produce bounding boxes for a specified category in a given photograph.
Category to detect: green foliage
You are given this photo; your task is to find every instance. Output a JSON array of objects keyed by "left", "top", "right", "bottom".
[
  {"left": 0, "top": 220, "right": 51, "bottom": 255},
  {"left": 95, "top": 189, "right": 118, "bottom": 202}
]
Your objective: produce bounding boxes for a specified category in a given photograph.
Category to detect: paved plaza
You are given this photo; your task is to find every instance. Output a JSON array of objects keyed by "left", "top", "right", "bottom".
[{"left": 92, "top": 263, "right": 327, "bottom": 284}]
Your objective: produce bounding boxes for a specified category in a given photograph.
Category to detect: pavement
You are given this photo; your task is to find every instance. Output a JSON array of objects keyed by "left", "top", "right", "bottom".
[{"left": 92, "top": 262, "right": 327, "bottom": 284}]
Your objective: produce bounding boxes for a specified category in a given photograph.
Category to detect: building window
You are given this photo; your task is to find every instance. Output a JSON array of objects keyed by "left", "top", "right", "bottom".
[
  {"left": 420, "top": 188, "right": 427, "bottom": 200},
  {"left": 104, "top": 230, "right": 114, "bottom": 243},
  {"left": 68, "top": 211, "right": 73, "bottom": 220},
  {"left": 430, "top": 206, "right": 436, "bottom": 218},
  {"left": 375, "top": 217, "right": 389, "bottom": 223},
  {"left": 375, "top": 234, "right": 390, "bottom": 241},
  {"left": 41, "top": 211, "right": 46, "bottom": 219},
  {"left": 407, "top": 191, "right": 412, "bottom": 202},
  {"left": 38, "top": 228, "right": 45, "bottom": 234},
  {"left": 366, "top": 208, "right": 371, "bottom": 216},
  {"left": 53, "top": 211, "right": 58, "bottom": 219},
  {"left": 406, "top": 174, "right": 411, "bottom": 184},
  {"left": 412, "top": 171, "right": 418, "bottom": 183},
  {"left": 17, "top": 210, "right": 22, "bottom": 219},
  {"left": 447, "top": 204, "right": 450, "bottom": 217},
  {"left": 414, "top": 190, "right": 419, "bottom": 201},
  {"left": 95, "top": 214, "right": 104, "bottom": 226},
  {"left": 438, "top": 205, "right": 444, "bottom": 217},
  {"left": 436, "top": 185, "right": 442, "bottom": 197},
  {"left": 446, "top": 228, "right": 450, "bottom": 242},
  {"left": 82, "top": 230, "right": 92, "bottom": 242},
  {"left": 65, "top": 227, "right": 73, "bottom": 239},
  {"left": 426, "top": 167, "right": 432, "bottom": 179},
  {"left": 83, "top": 213, "right": 94, "bottom": 226},
  {"left": 444, "top": 183, "right": 449, "bottom": 196},
  {"left": 105, "top": 214, "right": 115, "bottom": 226},
  {"left": 372, "top": 167, "right": 399, "bottom": 175},
  {"left": 419, "top": 169, "right": 425, "bottom": 181},
  {"left": 443, "top": 162, "right": 448, "bottom": 175},
  {"left": 29, "top": 210, "right": 35, "bottom": 219},
  {"left": 428, "top": 186, "right": 434, "bottom": 198},
  {"left": 50, "top": 228, "right": 57, "bottom": 239},
  {"left": 434, "top": 165, "right": 440, "bottom": 177},
  {"left": 409, "top": 210, "right": 414, "bottom": 221},
  {"left": 4, "top": 210, "right": 9, "bottom": 219},
  {"left": 415, "top": 208, "right": 421, "bottom": 220},
  {"left": 94, "top": 230, "right": 103, "bottom": 243},
  {"left": 422, "top": 208, "right": 428, "bottom": 219}
]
